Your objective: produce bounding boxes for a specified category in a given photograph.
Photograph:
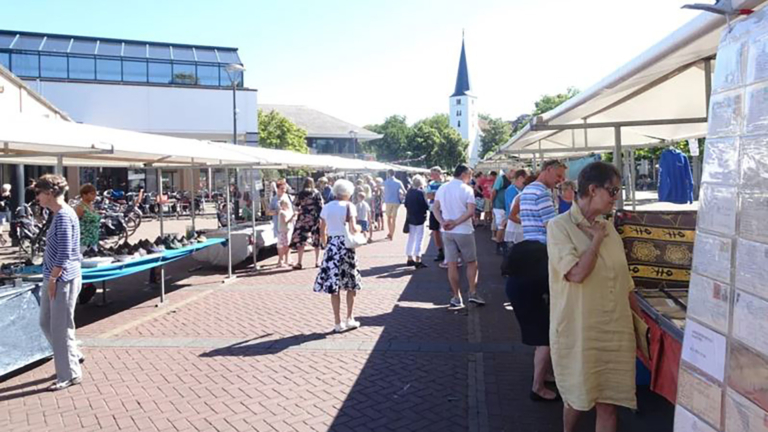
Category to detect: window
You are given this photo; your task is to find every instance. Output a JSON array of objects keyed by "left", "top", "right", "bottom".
[
  {"left": 0, "top": 34, "right": 15, "bottom": 49},
  {"left": 456, "top": 99, "right": 462, "bottom": 105},
  {"left": 171, "top": 46, "right": 194, "bottom": 61},
  {"left": 96, "top": 58, "right": 121, "bottom": 80},
  {"left": 69, "top": 39, "right": 97, "bottom": 55},
  {"left": 148, "top": 45, "right": 170, "bottom": 59},
  {"left": 123, "top": 43, "right": 146, "bottom": 58},
  {"left": 195, "top": 49, "right": 218, "bottom": 62},
  {"left": 69, "top": 56, "right": 95, "bottom": 79},
  {"left": 97, "top": 41, "right": 122, "bottom": 56},
  {"left": 197, "top": 64, "right": 219, "bottom": 86},
  {"left": 172, "top": 63, "right": 196, "bottom": 84},
  {"left": 458, "top": 120, "right": 461, "bottom": 127},
  {"left": 40, "top": 55, "right": 67, "bottom": 78},
  {"left": 13, "top": 35, "right": 43, "bottom": 50},
  {"left": 220, "top": 66, "right": 244, "bottom": 87},
  {"left": 123, "top": 60, "right": 147, "bottom": 82},
  {"left": 0, "top": 52, "right": 9, "bottom": 69},
  {"left": 148, "top": 61, "right": 172, "bottom": 83},
  {"left": 41, "top": 38, "right": 71, "bottom": 53},
  {"left": 11, "top": 53, "right": 39, "bottom": 77},
  {"left": 217, "top": 50, "right": 240, "bottom": 64}
]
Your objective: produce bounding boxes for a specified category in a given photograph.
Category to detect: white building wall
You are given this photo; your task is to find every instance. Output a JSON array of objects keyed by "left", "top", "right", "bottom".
[
  {"left": 22, "top": 80, "right": 258, "bottom": 142},
  {"left": 0, "top": 73, "right": 66, "bottom": 119}
]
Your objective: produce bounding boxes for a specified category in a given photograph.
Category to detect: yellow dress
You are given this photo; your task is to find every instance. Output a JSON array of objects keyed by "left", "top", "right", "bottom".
[{"left": 547, "top": 204, "right": 637, "bottom": 411}]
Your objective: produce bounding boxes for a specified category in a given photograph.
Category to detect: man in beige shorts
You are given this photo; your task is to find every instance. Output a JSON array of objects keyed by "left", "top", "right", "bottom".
[{"left": 382, "top": 169, "right": 406, "bottom": 240}]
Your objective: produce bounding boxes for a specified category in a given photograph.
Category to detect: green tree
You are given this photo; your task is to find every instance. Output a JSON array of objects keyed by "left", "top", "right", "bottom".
[
  {"left": 410, "top": 114, "right": 467, "bottom": 169},
  {"left": 533, "top": 86, "right": 580, "bottom": 116},
  {"left": 362, "top": 115, "right": 411, "bottom": 161},
  {"left": 479, "top": 116, "right": 512, "bottom": 159},
  {"left": 258, "top": 109, "right": 309, "bottom": 153}
]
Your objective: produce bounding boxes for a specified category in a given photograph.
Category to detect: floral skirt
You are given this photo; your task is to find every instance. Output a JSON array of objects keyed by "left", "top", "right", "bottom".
[{"left": 313, "top": 236, "right": 362, "bottom": 294}]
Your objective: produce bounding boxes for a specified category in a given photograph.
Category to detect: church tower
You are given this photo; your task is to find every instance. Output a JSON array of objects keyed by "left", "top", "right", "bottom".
[{"left": 449, "top": 34, "right": 481, "bottom": 166}]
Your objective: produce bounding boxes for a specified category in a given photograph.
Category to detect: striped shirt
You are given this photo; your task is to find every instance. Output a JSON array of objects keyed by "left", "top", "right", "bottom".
[
  {"left": 519, "top": 181, "right": 556, "bottom": 244},
  {"left": 43, "top": 206, "right": 82, "bottom": 281}
]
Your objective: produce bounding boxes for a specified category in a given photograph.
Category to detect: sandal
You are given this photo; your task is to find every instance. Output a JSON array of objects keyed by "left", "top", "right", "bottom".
[{"left": 292, "top": 263, "right": 303, "bottom": 270}]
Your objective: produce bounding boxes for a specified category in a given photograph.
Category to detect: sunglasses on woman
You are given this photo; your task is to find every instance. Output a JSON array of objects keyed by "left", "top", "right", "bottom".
[{"left": 602, "top": 186, "right": 621, "bottom": 198}]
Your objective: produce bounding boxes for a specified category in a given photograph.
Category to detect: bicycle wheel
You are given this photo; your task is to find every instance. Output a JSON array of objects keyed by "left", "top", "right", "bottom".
[{"left": 125, "top": 213, "right": 141, "bottom": 237}]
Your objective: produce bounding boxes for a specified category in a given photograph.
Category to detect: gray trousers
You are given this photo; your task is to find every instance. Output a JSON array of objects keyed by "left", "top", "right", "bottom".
[{"left": 39, "top": 277, "right": 82, "bottom": 383}]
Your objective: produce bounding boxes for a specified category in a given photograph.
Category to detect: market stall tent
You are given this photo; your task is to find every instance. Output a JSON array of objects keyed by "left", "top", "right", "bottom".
[{"left": 489, "top": 0, "right": 767, "bottom": 162}]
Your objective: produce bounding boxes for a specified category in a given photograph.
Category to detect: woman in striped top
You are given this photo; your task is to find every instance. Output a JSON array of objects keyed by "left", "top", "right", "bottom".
[{"left": 36, "top": 174, "right": 84, "bottom": 391}]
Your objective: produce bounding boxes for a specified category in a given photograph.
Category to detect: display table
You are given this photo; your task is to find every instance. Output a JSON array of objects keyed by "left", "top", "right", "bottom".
[
  {"left": 0, "top": 283, "right": 52, "bottom": 378},
  {"left": 193, "top": 222, "right": 275, "bottom": 267}
]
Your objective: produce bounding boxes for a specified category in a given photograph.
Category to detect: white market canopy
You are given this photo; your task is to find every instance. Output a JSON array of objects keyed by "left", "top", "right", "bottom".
[
  {"left": 1, "top": 115, "right": 426, "bottom": 173},
  {"left": 490, "top": 0, "right": 766, "bottom": 161},
  {"left": 0, "top": 115, "right": 269, "bottom": 168}
]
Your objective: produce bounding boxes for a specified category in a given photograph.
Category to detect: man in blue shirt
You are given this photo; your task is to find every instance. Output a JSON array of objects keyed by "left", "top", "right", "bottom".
[
  {"left": 383, "top": 169, "right": 406, "bottom": 240},
  {"left": 425, "top": 166, "right": 445, "bottom": 262}
]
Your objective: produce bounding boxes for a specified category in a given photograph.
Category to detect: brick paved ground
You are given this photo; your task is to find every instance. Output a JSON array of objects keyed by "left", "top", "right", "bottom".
[{"left": 0, "top": 209, "right": 674, "bottom": 431}]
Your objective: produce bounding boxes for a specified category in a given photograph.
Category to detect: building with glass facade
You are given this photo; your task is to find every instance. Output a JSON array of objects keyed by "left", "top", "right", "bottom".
[
  {"left": 1, "top": 30, "right": 258, "bottom": 197},
  {"left": 0, "top": 30, "right": 244, "bottom": 88}
]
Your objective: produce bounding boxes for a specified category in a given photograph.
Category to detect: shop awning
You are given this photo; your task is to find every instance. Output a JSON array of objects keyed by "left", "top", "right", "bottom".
[
  {"left": 0, "top": 115, "right": 267, "bottom": 168},
  {"left": 490, "top": 0, "right": 766, "bottom": 159}
]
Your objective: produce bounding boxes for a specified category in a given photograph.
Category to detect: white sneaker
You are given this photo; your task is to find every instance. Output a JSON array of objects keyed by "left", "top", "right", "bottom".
[
  {"left": 346, "top": 317, "right": 361, "bottom": 330},
  {"left": 449, "top": 296, "right": 464, "bottom": 309},
  {"left": 333, "top": 322, "right": 348, "bottom": 333}
]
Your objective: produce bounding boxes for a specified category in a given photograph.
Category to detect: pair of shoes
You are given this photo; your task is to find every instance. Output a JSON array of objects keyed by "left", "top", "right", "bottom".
[
  {"left": 449, "top": 296, "right": 464, "bottom": 309},
  {"left": 414, "top": 262, "right": 428, "bottom": 269},
  {"left": 48, "top": 376, "right": 82, "bottom": 392},
  {"left": 406, "top": 259, "right": 416, "bottom": 267},
  {"left": 346, "top": 317, "right": 361, "bottom": 330},
  {"left": 333, "top": 323, "right": 348, "bottom": 333},
  {"left": 529, "top": 390, "right": 561, "bottom": 402},
  {"left": 468, "top": 294, "right": 486, "bottom": 305}
]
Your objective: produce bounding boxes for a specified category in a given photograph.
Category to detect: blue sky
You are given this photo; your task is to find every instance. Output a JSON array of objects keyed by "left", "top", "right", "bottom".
[{"left": 5, "top": 0, "right": 697, "bottom": 127}]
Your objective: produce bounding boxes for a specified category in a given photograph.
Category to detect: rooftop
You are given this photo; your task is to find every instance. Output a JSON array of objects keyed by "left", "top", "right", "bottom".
[{"left": 260, "top": 104, "right": 382, "bottom": 141}]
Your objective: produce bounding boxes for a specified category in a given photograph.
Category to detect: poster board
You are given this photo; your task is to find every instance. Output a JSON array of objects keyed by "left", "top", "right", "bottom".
[{"left": 675, "top": 8, "right": 768, "bottom": 431}]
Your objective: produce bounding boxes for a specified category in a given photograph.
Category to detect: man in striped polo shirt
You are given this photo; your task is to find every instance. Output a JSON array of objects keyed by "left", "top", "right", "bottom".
[{"left": 520, "top": 160, "right": 567, "bottom": 243}]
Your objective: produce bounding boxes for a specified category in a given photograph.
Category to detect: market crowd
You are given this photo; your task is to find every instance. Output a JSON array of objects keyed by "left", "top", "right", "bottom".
[{"left": 32, "top": 158, "right": 637, "bottom": 432}]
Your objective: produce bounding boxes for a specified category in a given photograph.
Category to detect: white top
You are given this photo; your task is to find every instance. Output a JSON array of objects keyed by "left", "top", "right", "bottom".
[
  {"left": 321, "top": 200, "right": 356, "bottom": 237},
  {"left": 505, "top": 194, "right": 524, "bottom": 243},
  {"left": 278, "top": 209, "right": 294, "bottom": 233},
  {"left": 356, "top": 201, "right": 371, "bottom": 221},
  {"left": 435, "top": 178, "right": 475, "bottom": 234}
]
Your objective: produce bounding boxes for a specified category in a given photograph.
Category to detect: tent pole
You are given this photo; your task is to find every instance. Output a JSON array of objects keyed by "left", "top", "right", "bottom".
[
  {"left": 56, "top": 156, "right": 64, "bottom": 175},
  {"left": 190, "top": 168, "right": 196, "bottom": 234},
  {"left": 251, "top": 168, "right": 258, "bottom": 273},
  {"left": 614, "top": 127, "right": 624, "bottom": 209},
  {"left": 630, "top": 150, "right": 637, "bottom": 211},
  {"left": 704, "top": 58, "right": 712, "bottom": 117},
  {"left": 158, "top": 168, "right": 166, "bottom": 305},
  {"left": 225, "top": 167, "right": 234, "bottom": 281}
]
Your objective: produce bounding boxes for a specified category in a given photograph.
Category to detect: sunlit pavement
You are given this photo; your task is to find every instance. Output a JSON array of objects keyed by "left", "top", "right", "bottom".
[{"left": 0, "top": 209, "right": 674, "bottom": 431}]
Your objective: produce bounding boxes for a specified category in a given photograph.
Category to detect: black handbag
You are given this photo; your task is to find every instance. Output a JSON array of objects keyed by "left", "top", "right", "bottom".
[{"left": 403, "top": 219, "right": 410, "bottom": 234}]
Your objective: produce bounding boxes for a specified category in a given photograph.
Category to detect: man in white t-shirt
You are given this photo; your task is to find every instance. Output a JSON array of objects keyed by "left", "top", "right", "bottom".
[{"left": 433, "top": 164, "right": 485, "bottom": 309}]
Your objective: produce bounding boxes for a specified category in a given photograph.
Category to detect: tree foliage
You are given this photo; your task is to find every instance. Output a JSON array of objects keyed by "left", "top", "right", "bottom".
[
  {"left": 258, "top": 109, "right": 309, "bottom": 154},
  {"left": 508, "top": 87, "right": 580, "bottom": 136},
  {"left": 365, "top": 114, "right": 467, "bottom": 170},
  {"left": 479, "top": 115, "right": 512, "bottom": 159}
]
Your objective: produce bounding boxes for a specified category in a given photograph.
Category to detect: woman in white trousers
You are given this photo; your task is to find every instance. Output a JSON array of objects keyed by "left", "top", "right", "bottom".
[{"left": 404, "top": 175, "right": 429, "bottom": 268}]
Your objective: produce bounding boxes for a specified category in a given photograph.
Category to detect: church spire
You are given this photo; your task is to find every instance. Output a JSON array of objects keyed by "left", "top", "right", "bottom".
[{"left": 451, "top": 33, "right": 472, "bottom": 97}]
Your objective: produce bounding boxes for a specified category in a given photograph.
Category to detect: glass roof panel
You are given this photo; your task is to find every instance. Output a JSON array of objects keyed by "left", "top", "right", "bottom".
[
  {"left": 69, "top": 39, "right": 97, "bottom": 54},
  {"left": 0, "top": 34, "right": 17, "bottom": 49},
  {"left": 148, "top": 45, "right": 171, "bottom": 59},
  {"left": 41, "top": 37, "right": 71, "bottom": 53},
  {"left": 123, "top": 43, "right": 146, "bottom": 58},
  {"left": 195, "top": 48, "right": 218, "bottom": 62},
  {"left": 171, "top": 46, "right": 194, "bottom": 61},
  {"left": 216, "top": 50, "right": 240, "bottom": 64},
  {"left": 97, "top": 41, "right": 122, "bottom": 56},
  {"left": 13, "top": 35, "right": 44, "bottom": 50}
]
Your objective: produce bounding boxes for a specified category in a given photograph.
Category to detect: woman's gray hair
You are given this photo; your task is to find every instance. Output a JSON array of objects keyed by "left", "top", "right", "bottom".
[
  {"left": 333, "top": 179, "right": 355, "bottom": 199},
  {"left": 411, "top": 175, "right": 425, "bottom": 189},
  {"left": 1, "top": 184, "right": 10, "bottom": 193}
]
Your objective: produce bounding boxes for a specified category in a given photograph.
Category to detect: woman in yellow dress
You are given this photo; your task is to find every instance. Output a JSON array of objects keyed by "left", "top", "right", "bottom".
[{"left": 546, "top": 162, "right": 636, "bottom": 432}]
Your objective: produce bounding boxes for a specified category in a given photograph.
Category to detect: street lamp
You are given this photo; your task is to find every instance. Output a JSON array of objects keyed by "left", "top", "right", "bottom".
[
  {"left": 223, "top": 63, "right": 245, "bottom": 280},
  {"left": 225, "top": 63, "right": 246, "bottom": 145}
]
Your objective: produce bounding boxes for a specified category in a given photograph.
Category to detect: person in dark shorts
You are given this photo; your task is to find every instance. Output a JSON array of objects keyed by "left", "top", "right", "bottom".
[{"left": 426, "top": 166, "right": 445, "bottom": 262}]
